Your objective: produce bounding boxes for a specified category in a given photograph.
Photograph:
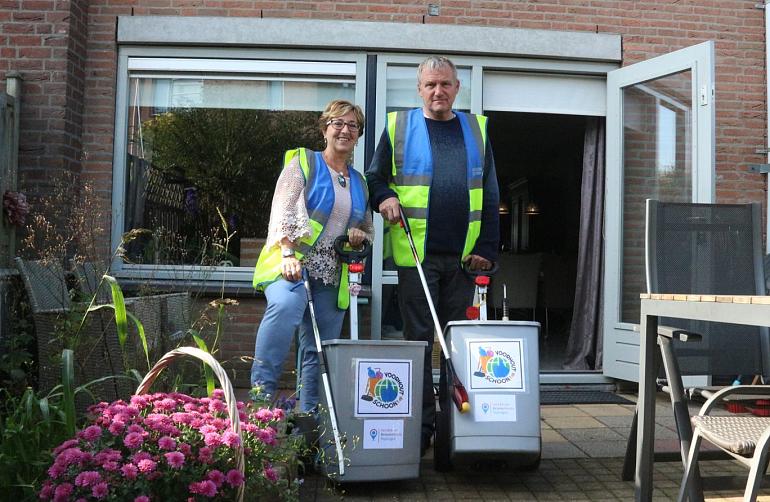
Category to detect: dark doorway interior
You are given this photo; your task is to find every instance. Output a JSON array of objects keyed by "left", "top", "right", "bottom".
[{"left": 486, "top": 111, "right": 587, "bottom": 371}]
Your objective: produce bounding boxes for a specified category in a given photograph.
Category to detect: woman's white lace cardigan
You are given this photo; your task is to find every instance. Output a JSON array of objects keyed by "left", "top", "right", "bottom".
[{"left": 264, "top": 156, "right": 373, "bottom": 286}]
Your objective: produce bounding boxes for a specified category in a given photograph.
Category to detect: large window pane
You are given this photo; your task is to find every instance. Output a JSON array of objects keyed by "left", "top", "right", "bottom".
[
  {"left": 620, "top": 70, "right": 692, "bottom": 323},
  {"left": 124, "top": 73, "right": 355, "bottom": 267}
]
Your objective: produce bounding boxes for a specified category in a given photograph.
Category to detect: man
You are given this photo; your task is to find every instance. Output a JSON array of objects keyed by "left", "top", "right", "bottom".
[{"left": 366, "top": 56, "right": 499, "bottom": 456}]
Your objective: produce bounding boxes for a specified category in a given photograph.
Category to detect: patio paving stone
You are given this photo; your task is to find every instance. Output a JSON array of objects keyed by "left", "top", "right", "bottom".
[
  {"left": 574, "top": 404, "right": 634, "bottom": 416},
  {"left": 542, "top": 415, "right": 605, "bottom": 429}
]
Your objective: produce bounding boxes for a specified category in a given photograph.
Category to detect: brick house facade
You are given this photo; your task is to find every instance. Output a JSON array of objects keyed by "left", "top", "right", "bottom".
[{"left": 1, "top": 1, "right": 767, "bottom": 386}]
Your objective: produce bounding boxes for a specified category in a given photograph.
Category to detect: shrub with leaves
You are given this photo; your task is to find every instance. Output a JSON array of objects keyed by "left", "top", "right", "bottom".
[{"left": 39, "top": 390, "right": 303, "bottom": 501}]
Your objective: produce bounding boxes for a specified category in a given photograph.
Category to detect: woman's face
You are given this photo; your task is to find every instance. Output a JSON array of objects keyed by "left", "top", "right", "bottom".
[{"left": 323, "top": 110, "right": 360, "bottom": 156}]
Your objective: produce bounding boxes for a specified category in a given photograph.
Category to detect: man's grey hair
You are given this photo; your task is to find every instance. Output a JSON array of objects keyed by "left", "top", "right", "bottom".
[{"left": 417, "top": 56, "right": 458, "bottom": 84}]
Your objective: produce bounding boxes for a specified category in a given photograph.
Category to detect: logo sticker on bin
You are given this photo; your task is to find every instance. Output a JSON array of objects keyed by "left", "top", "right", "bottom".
[
  {"left": 355, "top": 359, "right": 412, "bottom": 417},
  {"left": 474, "top": 394, "right": 517, "bottom": 422},
  {"left": 362, "top": 419, "right": 404, "bottom": 449},
  {"left": 468, "top": 340, "right": 525, "bottom": 391}
]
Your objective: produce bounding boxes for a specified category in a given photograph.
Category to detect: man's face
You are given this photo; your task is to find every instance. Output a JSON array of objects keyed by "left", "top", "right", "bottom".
[{"left": 417, "top": 66, "right": 460, "bottom": 120}]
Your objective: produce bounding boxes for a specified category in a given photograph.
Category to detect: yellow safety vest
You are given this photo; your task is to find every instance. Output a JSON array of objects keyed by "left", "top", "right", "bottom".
[
  {"left": 386, "top": 109, "right": 487, "bottom": 266},
  {"left": 252, "top": 148, "right": 368, "bottom": 309}
]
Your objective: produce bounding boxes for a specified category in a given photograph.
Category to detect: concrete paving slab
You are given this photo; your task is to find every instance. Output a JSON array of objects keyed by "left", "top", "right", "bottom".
[
  {"left": 539, "top": 405, "right": 590, "bottom": 418},
  {"left": 574, "top": 404, "right": 634, "bottom": 416},
  {"left": 542, "top": 415, "right": 605, "bottom": 429}
]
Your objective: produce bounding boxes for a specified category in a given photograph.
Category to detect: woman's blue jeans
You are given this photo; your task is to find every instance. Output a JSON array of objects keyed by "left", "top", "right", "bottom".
[{"left": 250, "top": 277, "right": 345, "bottom": 412}]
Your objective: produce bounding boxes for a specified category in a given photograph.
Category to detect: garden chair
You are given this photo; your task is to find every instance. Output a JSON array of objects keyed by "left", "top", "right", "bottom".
[
  {"left": 71, "top": 259, "right": 192, "bottom": 359},
  {"left": 14, "top": 257, "right": 128, "bottom": 405},
  {"left": 678, "top": 385, "right": 770, "bottom": 501},
  {"left": 622, "top": 201, "right": 768, "bottom": 499}
]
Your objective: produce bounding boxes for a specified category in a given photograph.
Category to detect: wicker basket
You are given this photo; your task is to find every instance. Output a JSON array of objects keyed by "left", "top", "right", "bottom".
[{"left": 135, "top": 347, "right": 244, "bottom": 502}]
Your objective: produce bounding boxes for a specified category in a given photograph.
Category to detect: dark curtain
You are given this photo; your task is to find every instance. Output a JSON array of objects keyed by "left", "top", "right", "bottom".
[{"left": 563, "top": 117, "right": 605, "bottom": 370}]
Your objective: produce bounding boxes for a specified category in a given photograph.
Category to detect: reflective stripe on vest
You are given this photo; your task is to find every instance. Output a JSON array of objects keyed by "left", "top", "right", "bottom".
[
  {"left": 386, "top": 108, "right": 487, "bottom": 266},
  {"left": 252, "top": 148, "right": 368, "bottom": 309}
]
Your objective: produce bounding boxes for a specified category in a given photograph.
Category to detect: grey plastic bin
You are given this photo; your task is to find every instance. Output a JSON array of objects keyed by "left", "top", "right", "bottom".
[
  {"left": 317, "top": 339, "right": 427, "bottom": 481},
  {"left": 443, "top": 320, "right": 541, "bottom": 467}
]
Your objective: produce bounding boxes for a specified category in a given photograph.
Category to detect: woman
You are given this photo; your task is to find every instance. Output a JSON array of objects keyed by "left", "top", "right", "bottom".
[{"left": 251, "top": 99, "right": 372, "bottom": 412}]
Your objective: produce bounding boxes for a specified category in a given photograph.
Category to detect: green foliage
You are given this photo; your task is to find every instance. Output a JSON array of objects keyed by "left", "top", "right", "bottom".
[
  {"left": 143, "top": 108, "right": 323, "bottom": 240},
  {"left": 0, "top": 386, "right": 68, "bottom": 500},
  {"left": 0, "top": 278, "right": 35, "bottom": 394}
]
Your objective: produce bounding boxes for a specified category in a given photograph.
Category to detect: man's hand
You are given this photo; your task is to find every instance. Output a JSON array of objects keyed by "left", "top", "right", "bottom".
[
  {"left": 463, "top": 254, "right": 492, "bottom": 271},
  {"left": 378, "top": 197, "right": 401, "bottom": 224},
  {"left": 348, "top": 228, "right": 366, "bottom": 248}
]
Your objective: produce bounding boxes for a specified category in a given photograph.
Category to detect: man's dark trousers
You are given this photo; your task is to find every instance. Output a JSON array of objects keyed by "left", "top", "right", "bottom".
[{"left": 397, "top": 254, "right": 474, "bottom": 450}]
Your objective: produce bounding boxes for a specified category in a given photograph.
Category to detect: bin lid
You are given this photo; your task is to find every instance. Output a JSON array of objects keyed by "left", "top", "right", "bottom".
[
  {"left": 321, "top": 339, "right": 429, "bottom": 347},
  {"left": 445, "top": 320, "right": 540, "bottom": 329}
]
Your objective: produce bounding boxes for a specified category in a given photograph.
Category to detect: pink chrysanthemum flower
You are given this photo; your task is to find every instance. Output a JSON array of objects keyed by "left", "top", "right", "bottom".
[
  {"left": 108, "top": 420, "right": 125, "bottom": 435},
  {"left": 80, "top": 425, "right": 102, "bottom": 442},
  {"left": 206, "top": 469, "right": 225, "bottom": 487},
  {"left": 53, "top": 483, "right": 73, "bottom": 499},
  {"left": 125, "top": 432, "right": 145, "bottom": 449},
  {"left": 225, "top": 469, "right": 245, "bottom": 487},
  {"left": 255, "top": 409, "right": 274, "bottom": 423},
  {"left": 137, "top": 459, "right": 157, "bottom": 473},
  {"left": 121, "top": 463, "right": 138, "bottom": 480},
  {"left": 264, "top": 465, "right": 278, "bottom": 482},
  {"left": 208, "top": 399, "right": 227, "bottom": 414},
  {"left": 158, "top": 436, "right": 176, "bottom": 450},
  {"left": 91, "top": 482, "right": 109, "bottom": 499},
  {"left": 221, "top": 430, "right": 240, "bottom": 448},
  {"left": 101, "top": 460, "right": 119, "bottom": 472},
  {"left": 189, "top": 480, "right": 218, "bottom": 497},
  {"left": 198, "top": 447, "right": 213, "bottom": 463},
  {"left": 203, "top": 432, "right": 221, "bottom": 447},
  {"left": 74, "top": 470, "right": 101, "bottom": 487},
  {"left": 164, "top": 451, "right": 185, "bottom": 469},
  {"left": 134, "top": 496, "right": 150, "bottom": 502},
  {"left": 53, "top": 439, "right": 78, "bottom": 455}
]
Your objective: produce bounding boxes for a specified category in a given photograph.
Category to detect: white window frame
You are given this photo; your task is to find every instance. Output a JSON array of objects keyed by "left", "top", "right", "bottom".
[{"left": 111, "top": 47, "right": 367, "bottom": 285}]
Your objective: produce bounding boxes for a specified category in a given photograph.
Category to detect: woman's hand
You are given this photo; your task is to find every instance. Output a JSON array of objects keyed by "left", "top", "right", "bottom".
[
  {"left": 281, "top": 256, "right": 302, "bottom": 281},
  {"left": 348, "top": 228, "right": 366, "bottom": 248}
]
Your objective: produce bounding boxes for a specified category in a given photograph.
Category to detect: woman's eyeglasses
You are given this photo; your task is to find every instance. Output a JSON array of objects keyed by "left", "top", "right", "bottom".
[{"left": 326, "top": 119, "right": 360, "bottom": 132}]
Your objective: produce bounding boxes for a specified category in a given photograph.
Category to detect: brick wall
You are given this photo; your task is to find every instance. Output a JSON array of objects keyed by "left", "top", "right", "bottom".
[{"left": 0, "top": 0, "right": 89, "bottom": 191}]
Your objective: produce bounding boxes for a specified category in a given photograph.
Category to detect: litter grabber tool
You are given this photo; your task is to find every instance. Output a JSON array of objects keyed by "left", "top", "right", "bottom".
[
  {"left": 334, "top": 235, "right": 372, "bottom": 340},
  {"left": 462, "top": 261, "right": 499, "bottom": 321},
  {"left": 398, "top": 206, "right": 470, "bottom": 414},
  {"left": 301, "top": 268, "right": 345, "bottom": 477}
]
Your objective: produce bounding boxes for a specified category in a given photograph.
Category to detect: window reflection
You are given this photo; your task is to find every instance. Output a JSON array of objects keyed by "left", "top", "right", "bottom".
[
  {"left": 124, "top": 76, "right": 354, "bottom": 267},
  {"left": 620, "top": 70, "right": 692, "bottom": 323}
]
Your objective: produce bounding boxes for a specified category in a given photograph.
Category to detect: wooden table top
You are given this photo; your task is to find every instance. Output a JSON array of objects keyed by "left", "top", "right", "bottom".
[{"left": 640, "top": 293, "right": 770, "bottom": 305}]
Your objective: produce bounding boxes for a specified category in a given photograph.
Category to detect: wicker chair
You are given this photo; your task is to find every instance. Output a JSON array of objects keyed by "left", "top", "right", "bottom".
[
  {"left": 15, "top": 257, "right": 127, "bottom": 404},
  {"left": 679, "top": 386, "right": 770, "bottom": 501},
  {"left": 70, "top": 260, "right": 192, "bottom": 362}
]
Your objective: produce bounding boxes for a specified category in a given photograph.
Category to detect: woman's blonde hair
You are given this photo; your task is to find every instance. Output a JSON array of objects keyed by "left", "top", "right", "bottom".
[{"left": 318, "top": 99, "right": 365, "bottom": 136}]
